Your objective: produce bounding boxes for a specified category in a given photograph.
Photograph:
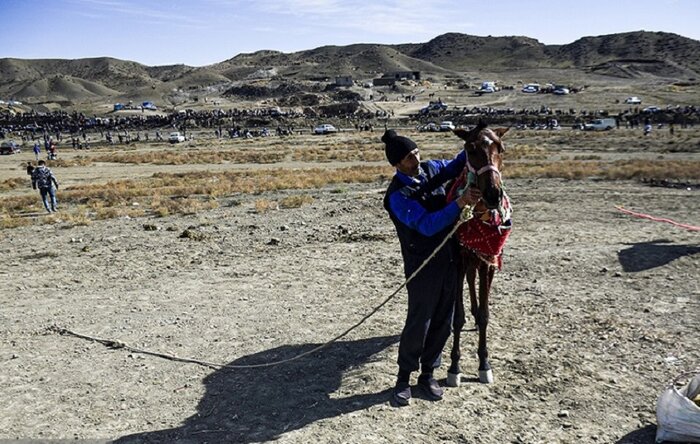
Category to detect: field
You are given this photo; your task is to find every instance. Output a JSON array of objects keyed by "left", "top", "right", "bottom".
[{"left": 1, "top": 114, "right": 699, "bottom": 443}]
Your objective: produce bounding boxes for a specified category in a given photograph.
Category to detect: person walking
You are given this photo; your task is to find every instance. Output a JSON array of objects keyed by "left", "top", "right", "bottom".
[
  {"left": 33, "top": 142, "right": 41, "bottom": 160},
  {"left": 31, "top": 160, "right": 59, "bottom": 213},
  {"left": 381, "top": 129, "right": 480, "bottom": 406}
]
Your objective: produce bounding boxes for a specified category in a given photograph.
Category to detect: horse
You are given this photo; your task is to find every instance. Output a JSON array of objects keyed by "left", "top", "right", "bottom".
[{"left": 445, "top": 123, "right": 513, "bottom": 386}]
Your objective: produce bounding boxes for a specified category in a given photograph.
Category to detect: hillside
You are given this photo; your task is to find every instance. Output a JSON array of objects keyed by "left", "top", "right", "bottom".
[
  {"left": 554, "top": 31, "right": 700, "bottom": 77},
  {"left": 396, "top": 33, "right": 556, "bottom": 70},
  {"left": 1, "top": 31, "right": 698, "bottom": 108}
]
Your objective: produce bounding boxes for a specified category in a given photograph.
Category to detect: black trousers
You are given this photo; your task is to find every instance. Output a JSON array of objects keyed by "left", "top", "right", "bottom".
[{"left": 397, "top": 252, "right": 460, "bottom": 374}]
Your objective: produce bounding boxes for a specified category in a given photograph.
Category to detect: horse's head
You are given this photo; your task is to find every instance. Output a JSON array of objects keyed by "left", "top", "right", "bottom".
[{"left": 453, "top": 123, "right": 509, "bottom": 210}]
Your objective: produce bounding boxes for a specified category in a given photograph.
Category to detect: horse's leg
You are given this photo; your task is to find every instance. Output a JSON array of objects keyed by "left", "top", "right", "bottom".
[
  {"left": 447, "top": 252, "right": 467, "bottom": 387},
  {"left": 468, "top": 257, "right": 478, "bottom": 330},
  {"left": 476, "top": 263, "right": 495, "bottom": 383}
]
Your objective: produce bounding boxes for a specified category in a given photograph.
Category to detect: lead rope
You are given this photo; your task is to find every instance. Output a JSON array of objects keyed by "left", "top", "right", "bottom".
[{"left": 49, "top": 210, "right": 472, "bottom": 370}]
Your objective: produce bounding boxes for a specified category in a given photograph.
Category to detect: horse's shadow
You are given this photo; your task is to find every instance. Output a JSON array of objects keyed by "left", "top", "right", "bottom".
[
  {"left": 618, "top": 239, "right": 700, "bottom": 272},
  {"left": 115, "top": 335, "right": 398, "bottom": 443}
]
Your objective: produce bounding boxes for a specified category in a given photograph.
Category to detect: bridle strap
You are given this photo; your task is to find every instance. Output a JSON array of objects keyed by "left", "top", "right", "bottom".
[{"left": 467, "top": 161, "right": 501, "bottom": 178}]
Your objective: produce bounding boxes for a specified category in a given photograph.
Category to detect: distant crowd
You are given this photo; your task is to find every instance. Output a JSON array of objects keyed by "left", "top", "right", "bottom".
[
  {"left": 0, "top": 107, "right": 393, "bottom": 143},
  {"left": 1, "top": 103, "right": 698, "bottom": 147},
  {"left": 413, "top": 104, "right": 700, "bottom": 131}
]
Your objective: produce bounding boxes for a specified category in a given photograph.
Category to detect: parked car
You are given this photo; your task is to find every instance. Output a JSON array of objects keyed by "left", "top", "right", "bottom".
[
  {"left": 0, "top": 140, "right": 21, "bottom": 155},
  {"left": 420, "top": 101, "right": 448, "bottom": 114},
  {"left": 624, "top": 96, "right": 642, "bottom": 105},
  {"left": 522, "top": 83, "right": 540, "bottom": 93},
  {"left": 478, "top": 81, "right": 499, "bottom": 94},
  {"left": 583, "top": 118, "right": 616, "bottom": 131},
  {"left": 553, "top": 86, "right": 570, "bottom": 95},
  {"left": 439, "top": 121, "right": 456, "bottom": 131},
  {"left": 417, "top": 122, "right": 439, "bottom": 132},
  {"left": 168, "top": 132, "right": 185, "bottom": 143},
  {"left": 643, "top": 106, "right": 661, "bottom": 113},
  {"left": 314, "top": 124, "right": 337, "bottom": 135}
]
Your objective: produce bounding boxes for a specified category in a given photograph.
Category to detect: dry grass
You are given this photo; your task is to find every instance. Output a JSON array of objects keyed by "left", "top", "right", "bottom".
[
  {"left": 0, "top": 214, "right": 33, "bottom": 229},
  {"left": 0, "top": 166, "right": 392, "bottom": 228},
  {"left": 93, "top": 149, "right": 287, "bottom": 165},
  {"left": 48, "top": 149, "right": 288, "bottom": 167},
  {"left": 48, "top": 157, "right": 94, "bottom": 168},
  {"left": 505, "top": 160, "right": 700, "bottom": 180},
  {"left": 292, "top": 145, "right": 384, "bottom": 162},
  {"left": 2, "top": 159, "right": 698, "bottom": 230},
  {"left": 254, "top": 199, "right": 278, "bottom": 213},
  {"left": 0, "top": 177, "right": 28, "bottom": 192},
  {"left": 2, "top": 126, "right": 699, "bottom": 230},
  {"left": 279, "top": 194, "right": 314, "bottom": 209}
]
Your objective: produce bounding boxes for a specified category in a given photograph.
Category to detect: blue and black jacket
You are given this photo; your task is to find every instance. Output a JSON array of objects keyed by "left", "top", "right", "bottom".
[{"left": 383, "top": 152, "right": 466, "bottom": 277}]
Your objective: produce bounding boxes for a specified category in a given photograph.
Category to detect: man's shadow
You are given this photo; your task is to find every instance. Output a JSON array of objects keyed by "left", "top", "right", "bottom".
[
  {"left": 614, "top": 424, "right": 656, "bottom": 443},
  {"left": 618, "top": 239, "right": 700, "bottom": 272},
  {"left": 115, "top": 335, "right": 398, "bottom": 443}
]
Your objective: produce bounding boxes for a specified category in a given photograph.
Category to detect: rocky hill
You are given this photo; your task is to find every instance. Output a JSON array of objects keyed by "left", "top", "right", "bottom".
[{"left": 1, "top": 31, "right": 698, "bottom": 108}]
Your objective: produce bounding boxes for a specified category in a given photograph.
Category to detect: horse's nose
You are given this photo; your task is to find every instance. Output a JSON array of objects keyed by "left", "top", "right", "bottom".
[{"left": 483, "top": 186, "right": 501, "bottom": 209}]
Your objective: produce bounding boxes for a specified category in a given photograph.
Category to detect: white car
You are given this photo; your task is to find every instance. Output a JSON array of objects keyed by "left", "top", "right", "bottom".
[
  {"left": 624, "top": 97, "right": 642, "bottom": 105},
  {"left": 479, "top": 81, "right": 499, "bottom": 93},
  {"left": 418, "top": 122, "right": 439, "bottom": 132},
  {"left": 522, "top": 84, "right": 540, "bottom": 93},
  {"left": 439, "top": 121, "right": 455, "bottom": 131},
  {"left": 553, "top": 86, "right": 570, "bottom": 95},
  {"left": 168, "top": 132, "right": 185, "bottom": 143},
  {"left": 314, "top": 124, "right": 337, "bottom": 135},
  {"left": 583, "top": 118, "right": 616, "bottom": 131}
]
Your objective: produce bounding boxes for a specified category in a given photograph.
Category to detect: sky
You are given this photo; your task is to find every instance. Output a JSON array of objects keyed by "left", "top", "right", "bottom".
[{"left": 2, "top": 0, "right": 699, "bottom": 67}]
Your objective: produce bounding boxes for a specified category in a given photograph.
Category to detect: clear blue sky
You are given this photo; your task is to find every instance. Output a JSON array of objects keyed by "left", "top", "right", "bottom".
[{"left": 2, "top": 0, "right": 699, "bottom": 67}]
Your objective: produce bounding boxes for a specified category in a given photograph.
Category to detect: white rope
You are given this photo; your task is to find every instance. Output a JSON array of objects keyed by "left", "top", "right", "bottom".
[{"left": 50, "top": 214, "right": 470, "bottom": 370}]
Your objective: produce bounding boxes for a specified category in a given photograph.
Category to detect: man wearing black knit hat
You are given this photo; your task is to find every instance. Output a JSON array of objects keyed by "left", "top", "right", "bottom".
[{"left": 382, "top": 129, "right": 480, "bottom": 406}]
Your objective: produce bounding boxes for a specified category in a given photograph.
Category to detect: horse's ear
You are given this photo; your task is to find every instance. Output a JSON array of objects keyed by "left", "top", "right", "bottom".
[
  {"left": 452, "top": 128, "right": 471, "bottom": 141},
  {"left": 493, "top": 127, "right": 510, "bottom": 138}
]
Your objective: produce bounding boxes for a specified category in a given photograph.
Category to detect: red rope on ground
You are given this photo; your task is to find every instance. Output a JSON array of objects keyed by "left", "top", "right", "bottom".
[{"left": 615, "top": 206, "right": 700, "bottom": 231}]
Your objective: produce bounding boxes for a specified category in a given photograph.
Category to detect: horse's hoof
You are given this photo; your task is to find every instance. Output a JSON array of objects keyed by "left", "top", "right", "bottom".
[
  {"left": 479, "top": 369, "right": 494, "bottom": 384},
  {"left": 446, "top": 372, "right": 461, "bottom": 387}
]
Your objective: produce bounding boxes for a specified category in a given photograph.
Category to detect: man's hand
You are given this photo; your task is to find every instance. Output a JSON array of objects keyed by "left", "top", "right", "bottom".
[{"left": 456, "top": 187, "right": 481, "bottom": 208}]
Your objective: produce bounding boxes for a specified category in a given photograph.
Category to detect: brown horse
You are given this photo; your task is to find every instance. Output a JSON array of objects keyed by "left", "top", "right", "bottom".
[{"left": 446, "top": 124, "right": 512, "bottom": 386}]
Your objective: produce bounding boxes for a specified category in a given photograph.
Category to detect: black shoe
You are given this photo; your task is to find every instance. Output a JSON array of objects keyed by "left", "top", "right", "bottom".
[
  {"left": 392, "top": 382, "right": 411, "bottom": 407},
  {"left": 418, "top": 375, "right": 444, "bottom": 401}
]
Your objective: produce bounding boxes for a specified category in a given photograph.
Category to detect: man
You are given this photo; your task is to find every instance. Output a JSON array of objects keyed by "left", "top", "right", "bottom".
[
  {"left": 382, "top": 129, "right": 480, "bottom": 406},
  {"left": 31, "top": 160, "right": 59, "bottom": 213},
  {"left": 33, "top": 142, "right": 41, "bottom": 161}
]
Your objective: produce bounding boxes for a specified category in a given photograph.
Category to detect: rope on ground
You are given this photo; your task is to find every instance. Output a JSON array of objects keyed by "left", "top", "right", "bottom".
[
  {"left": 49, "top": 219, "right": 467, "bottom": 370},
  {"left": 615, "top": 206, "right": 700, "bottom": 231}
]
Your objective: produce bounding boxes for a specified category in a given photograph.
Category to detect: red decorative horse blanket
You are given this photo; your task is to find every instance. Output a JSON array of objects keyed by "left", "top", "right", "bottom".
[{"left": 448, "top": 170, "right": 513, "bottom": 269}]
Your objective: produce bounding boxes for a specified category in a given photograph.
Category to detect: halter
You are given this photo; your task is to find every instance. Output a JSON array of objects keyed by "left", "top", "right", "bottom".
[
  {"left": 466, "top": 131, "right": 503, "bottom": 180},
  {"left": 466, "top": 161, "right": 501, "bottom": 178}
]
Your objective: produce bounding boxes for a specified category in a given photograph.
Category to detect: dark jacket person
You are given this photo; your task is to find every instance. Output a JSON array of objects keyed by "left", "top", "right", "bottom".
[
  {"left": 382, "top": 129, "right": 479, "bottom": 406},
  {"left": 31, "top": 160, "right": 59, "bottom": 213}
]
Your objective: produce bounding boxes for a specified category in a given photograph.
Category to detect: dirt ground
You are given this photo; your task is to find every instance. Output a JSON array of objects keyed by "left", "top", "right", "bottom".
[{"left": 1, "top": 157, "right": 699, "bottom": 443}]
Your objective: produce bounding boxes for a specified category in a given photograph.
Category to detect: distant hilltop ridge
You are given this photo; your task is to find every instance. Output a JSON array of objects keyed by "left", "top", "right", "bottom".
[{"left": 1, "top": 31, "right": 699, "bottom": 107}]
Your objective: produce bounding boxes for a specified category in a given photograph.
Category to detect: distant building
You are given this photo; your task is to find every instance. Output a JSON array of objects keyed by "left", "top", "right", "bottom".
[
  {"left": 390, "top": 71, "right": 421, "bottom": 81},
  {"left": 335, "top": 75, "right": 353, "bottom": 86},
  {"left": 373, "top": 77, "right": 396, "bottom": 86},
  {"left": 372, "top": 71, "right": 421, "bottom": 86}
]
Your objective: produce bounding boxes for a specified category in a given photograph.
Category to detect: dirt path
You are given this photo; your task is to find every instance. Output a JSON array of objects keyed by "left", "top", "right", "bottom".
[{"left": 1, "top": 177, "right": 698, "bottom": 443}]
